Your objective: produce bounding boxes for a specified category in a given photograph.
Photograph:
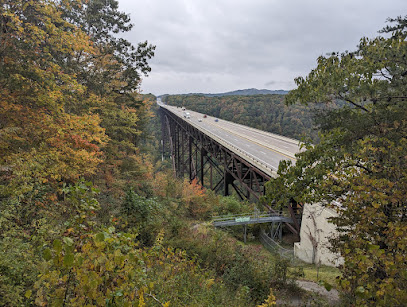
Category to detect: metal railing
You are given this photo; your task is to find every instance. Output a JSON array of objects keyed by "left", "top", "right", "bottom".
[
  {"left": 260, "top": 229, "right": 295, "bottom": 260},
  {"left": 160, "top": 104, "right": 279, "bottom": 178},
  {"left": 212, "top": 212, "right": 287, "bottom": 223}
]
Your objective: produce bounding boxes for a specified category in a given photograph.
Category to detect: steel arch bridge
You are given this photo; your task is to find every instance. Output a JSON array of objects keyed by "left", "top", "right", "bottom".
[{"left": 159, "top": 103, "right": 303, "bottom": 236}]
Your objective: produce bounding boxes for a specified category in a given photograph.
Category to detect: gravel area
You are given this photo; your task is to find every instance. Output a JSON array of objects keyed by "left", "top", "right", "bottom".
[{"left": 296, "top": 280, "right": 340, "bottom": 304}]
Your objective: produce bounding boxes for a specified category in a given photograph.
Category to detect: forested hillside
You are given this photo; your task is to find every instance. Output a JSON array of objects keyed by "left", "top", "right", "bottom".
[
  {"left": 163, "top": 94, "right": 319, "bottom": 142},
  {"left": 0, "top": 1, "right": 305, "bottom": 305},
  {"left": 164, "top": 88, "right": 289, "bottom": 97}
]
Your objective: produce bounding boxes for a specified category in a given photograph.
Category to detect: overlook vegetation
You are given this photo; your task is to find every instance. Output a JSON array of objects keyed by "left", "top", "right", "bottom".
[
  {"left": 0, "top": 0, "right": 406, "bottom": 306},
  {"left": 0, "top": 1, "right": 302, "bottom": 306},
  {"left": 264, "top": 15, "right": 407, "bottom": 306}
]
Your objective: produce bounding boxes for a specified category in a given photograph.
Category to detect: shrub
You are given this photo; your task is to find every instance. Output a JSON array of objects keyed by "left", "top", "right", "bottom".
[
  {"left": 121, "top": 189, "right": 166, "bottom": 245},
  {"left": 170, "top": 224, "right": 294, "bottom": 303}
]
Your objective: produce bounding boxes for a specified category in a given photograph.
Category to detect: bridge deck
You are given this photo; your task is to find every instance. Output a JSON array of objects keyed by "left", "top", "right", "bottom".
[{"left": 158, "top": 102, "right": 302, "bottom": 178}]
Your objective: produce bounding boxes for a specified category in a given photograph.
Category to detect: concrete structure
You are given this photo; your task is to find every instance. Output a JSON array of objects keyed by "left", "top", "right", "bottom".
[{"left": 294, "top": 203, "right": 343, "bottom": 267}]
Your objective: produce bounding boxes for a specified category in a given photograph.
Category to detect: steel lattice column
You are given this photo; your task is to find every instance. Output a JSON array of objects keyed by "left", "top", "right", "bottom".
[{"left": 160, "top": 106, "right": 302, "bottom": 236}]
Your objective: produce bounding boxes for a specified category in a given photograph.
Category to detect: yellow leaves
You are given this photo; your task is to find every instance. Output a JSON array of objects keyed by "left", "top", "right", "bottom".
[
  {"left": 35, "top": 227, "right": 147, "bottom": 304},
  {"left": 24, "top": 290, "right": 32, "bottom": 299},
  {"left": 372, "top": 202, "right": 380, "bottom": 209},
  {"left": 154, "top": 230, "right": 165, "bottom": 250},
  {"left": 66, "top": 228, "right": 74, "bottom": 234},
  {"left": 376, "top": 289, "right": 385, "bottom": 297},
  {"left": 257, "top": 288, "right": 277, "bottom": 306},
  {"left": 138, "top": 290, "right": 145, "bottom": 307},
  {"left": 114, "top": 249, "right": 125, "bottom": 266},
  {"left": 1, "top": 103, "right": 108, "bottom": 195},
  {"left": 204, "top": 278, "right": 215, "bottom": 289}
]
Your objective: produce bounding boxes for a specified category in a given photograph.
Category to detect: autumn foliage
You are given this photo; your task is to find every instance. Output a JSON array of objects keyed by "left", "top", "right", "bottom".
[
  {"left": 0, "top": 0, "right": 107, "bottom": 199},
  {"left": 0, "top": 1, "right": 260, "bottom": 305}
]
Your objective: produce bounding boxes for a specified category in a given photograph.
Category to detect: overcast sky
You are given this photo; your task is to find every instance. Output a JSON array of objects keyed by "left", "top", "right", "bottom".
[{"left": 117, "top": 0, "right": 405, "bottom": 95}]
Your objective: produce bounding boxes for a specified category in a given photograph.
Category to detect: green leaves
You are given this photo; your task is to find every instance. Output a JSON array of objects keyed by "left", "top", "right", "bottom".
[
  {"left": 318, "top": 280, "right": 333, "bottom": 292},
  {"left": 63, "top": 237, "right": 74, "bottom": 247},
  {"left": 53, "top": 239, "right": 62, "bottom": 254},
  {"left": 63, "top": 253, "right": 74, "bottom": 267},
  {"left": 265, "top": 16, "right": 407, "bottom": 306},
  {"left": 95, "top": 232, "right": 105, "bottom": 243},
  {"left": 43, "top": 248, "right": 52, "bottom": 261}
]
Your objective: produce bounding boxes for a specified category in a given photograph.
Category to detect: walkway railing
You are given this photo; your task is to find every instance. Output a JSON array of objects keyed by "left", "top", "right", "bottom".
[
  {"left": 212, "top": 213, "right": 292, "bottom": 227},
  {"left": 260, "top": 229, "right": 295, "bottom": 260}
]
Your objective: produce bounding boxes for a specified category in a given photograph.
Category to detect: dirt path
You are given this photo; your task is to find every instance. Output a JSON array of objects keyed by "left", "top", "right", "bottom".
[{"left": 296, "top": 280, "right": 340, "bottom": 304}]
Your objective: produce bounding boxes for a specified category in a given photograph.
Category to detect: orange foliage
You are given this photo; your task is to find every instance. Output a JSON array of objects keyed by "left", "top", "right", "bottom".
[
  {"left": 149, "top": 172, "right": 173, "bottom": 198},
  {"left": 182, "top": 178, "right": 210, "bottom": 218}
]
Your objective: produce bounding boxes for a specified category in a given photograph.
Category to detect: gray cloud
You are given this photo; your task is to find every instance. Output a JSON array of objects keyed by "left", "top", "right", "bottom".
[{"left": 118, "top": 0, "right": 406, "bottom": 95}]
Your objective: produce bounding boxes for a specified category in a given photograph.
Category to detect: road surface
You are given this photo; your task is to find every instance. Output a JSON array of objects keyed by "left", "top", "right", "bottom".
[{"left": 159, "top": 101, "right": 303, "bottom": 177}]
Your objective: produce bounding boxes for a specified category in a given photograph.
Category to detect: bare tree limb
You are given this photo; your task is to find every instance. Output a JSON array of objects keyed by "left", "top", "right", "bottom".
[{"left": 338, "top": 94, "right": 370, "bottom": 113}]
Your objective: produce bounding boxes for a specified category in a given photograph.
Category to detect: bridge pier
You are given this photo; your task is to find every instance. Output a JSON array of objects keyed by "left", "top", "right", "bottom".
[
  {"left": 188, "top": 135, "right": 192, "bottom": 180},
  {"left": 200, "top": 148, "right": 206, "bottom": 186},
  {"left": 224, "top": 172, "right": 234, "bottom": 196}
]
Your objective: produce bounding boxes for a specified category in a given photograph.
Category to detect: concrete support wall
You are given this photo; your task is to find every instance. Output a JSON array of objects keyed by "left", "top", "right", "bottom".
[{"left": 294, "top": 203, "right": 343, "bottom": 267}]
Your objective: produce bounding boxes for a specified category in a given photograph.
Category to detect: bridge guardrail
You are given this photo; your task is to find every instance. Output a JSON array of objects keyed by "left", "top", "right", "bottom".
[
  {"left": 212, "top": 213, "right": 293, "bottom": 227},
  {"left": 160, "top": 104, "right": 278, "bottom": 178},
  {"left": 220, "top": 119, "right": 301, "bottom": 147},
  {"left": 212, "top": 212, "right": 290, "bottom": 223},
  {"left": 164, "top": 104, "right": 301, "bottom": 160}
]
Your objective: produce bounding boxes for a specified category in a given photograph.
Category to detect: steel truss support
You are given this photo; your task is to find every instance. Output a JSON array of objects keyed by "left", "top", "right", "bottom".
[
  {"left": 161, "top": 107, "right": 270, "bottom": 200},
  {"left": 160, "top": 107, "right": 301, "bottom": 236}
]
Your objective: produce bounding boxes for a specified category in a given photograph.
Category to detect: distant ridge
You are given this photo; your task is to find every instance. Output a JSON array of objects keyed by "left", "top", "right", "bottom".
[
  {"left": 203, "top": 88, "right": 289, "bottom": 96},
  {"left": 159, "top": 88, "right": 289, "bottom": 98}
]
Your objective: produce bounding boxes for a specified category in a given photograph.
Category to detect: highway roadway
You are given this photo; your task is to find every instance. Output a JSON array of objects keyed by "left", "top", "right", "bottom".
[{"left": 159, "top": 101, "right": 303, "bottom": 177}]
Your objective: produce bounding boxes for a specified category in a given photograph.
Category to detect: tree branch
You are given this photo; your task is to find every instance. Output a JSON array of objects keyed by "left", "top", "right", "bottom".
[
  {"left": 344, "top": 161, "right": 373, "bottom": 174},
  {"left": 134, "top": 287, "right": 167, "bottom": 306},
  {"left": 146, "top": 292, "right": 167, "bottom": 306},
  {"left": 63, "top": 269, "right": 73, "bottom": 307},
  {"left": 380, "top": 69, "right": 392, "bottom": 81},
  {"left": 383, "top": 96, "right": 407, "bottom": 100},
  {"left": 339, "top": 94, "right": 370, "bottom": 113}
]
